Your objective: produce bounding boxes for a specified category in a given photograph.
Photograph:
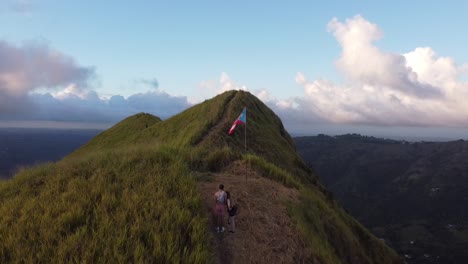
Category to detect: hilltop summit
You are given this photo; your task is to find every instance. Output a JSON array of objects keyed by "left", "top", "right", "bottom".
[{"left": 0, "top": 91, "right": 402, "bottom": 263}]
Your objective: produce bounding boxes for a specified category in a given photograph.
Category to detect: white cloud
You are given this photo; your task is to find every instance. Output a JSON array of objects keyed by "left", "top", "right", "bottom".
[
  {"left": 328, "top": 15, "right": 441, "bottom": 98},
  {"left": 197, "top": 73, "right": 295, "bottom": 111},
  {"left": 197, "top": 73, "right": 312, "bottom": 127},
  {"left": 293, "top": 15, "right": 468, "bottom": 127},
  {"left": 52, "top": 83, "right": 94, "bottom": 100},
  {"left": 295, "top": 72, "right": 306, "bottom": 85},
  {"left": 0, "top": 40, "right": 191, "bottom": 123},
  {"left": 404, "top": 47, "right": 459, "bottom": 94},
  {"left": 192, "top": 17, "right": 468, "bottom": 130},
  {"left": 0, "top": 40, "right": 94, "bottom": 97},
  {"left": 255, "top": 89, "right": 271, "bottom": 102},
  {"left": 15, "top": 87, "right": 191, "bottom": 123},
  {"left": 461, "top": 64, "right": 468, "bottom": 75},
  {"left": 219, "top": 72, "right": 248, "bottom": 92},
  {"left": 194, "top": 72, "right": 248, "bottom": 103}
]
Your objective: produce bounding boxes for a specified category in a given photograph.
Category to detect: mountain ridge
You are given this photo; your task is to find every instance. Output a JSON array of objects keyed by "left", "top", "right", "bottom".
[
  {"left": 295, "top": 134, "right": 468, "bottom": 263},
  {"left": 0, "top": 91, "right": 402, "bottom": 263}
]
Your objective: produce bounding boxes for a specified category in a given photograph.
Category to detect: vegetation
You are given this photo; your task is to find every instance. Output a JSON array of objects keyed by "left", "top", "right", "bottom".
[
  {"left": 243, "top": 154, "right": 301, "bottom": 189},
  {"left": 71, "top": 113, "right": 161, "bottom": 156},
  {"left": 0, "top": 147, "right": 211, "bottom": 263},
  {"left": 295, "top": 134, "right": 468, "bottom": 263},
  {"left": 0, "top": 91, "right": 402, "bottom": 263}
]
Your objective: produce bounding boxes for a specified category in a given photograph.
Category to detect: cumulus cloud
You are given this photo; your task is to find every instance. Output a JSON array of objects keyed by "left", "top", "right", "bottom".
[
  {"left": 198, "top": 73, "right": 287, "bottom": 109},
  {"left": 0, "top": 40, "right": 95, "bottom": 119},
  {"left": 194, "top": 16, "right": 468, "bottom": 130},
  {"left": 0, "top": 40, "right": 190, "bottom": 123},
  {"left": 197, "top": 72, "right": 319, "bottom": 130},
  {"left": 294, "top": 15, "right": 468, "bottom": 127},
  {"left": 0, "top": 90, "right": 33, "bottom": 117},
  {"left": 52, "top": 84, "right": 96, "bottom": 100},
  {"left": 327, "top": 16, "right": 442, "bottom": 98},
  {"left": 0, "top": 86, "right": 191, "bottom": 123},
  {"left": 218, "top": 72, "right": 248, "bottom": 92},
  {"left": 195, "top": 72, "right": 248, "bottom": 103},
  {"left": 26, "top": 88, "right": 191, "bottom": 122},
  {"left": 126, "top": 90, "right": 190, "bottom": 118},
  {"left": 0, "top": 40, "right": 94, "bottom": 97}
]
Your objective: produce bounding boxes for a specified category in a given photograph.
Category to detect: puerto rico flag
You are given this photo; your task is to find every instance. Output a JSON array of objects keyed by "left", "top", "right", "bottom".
[{"left": 228, "top": 107, "right": 246, "bottom": 135}]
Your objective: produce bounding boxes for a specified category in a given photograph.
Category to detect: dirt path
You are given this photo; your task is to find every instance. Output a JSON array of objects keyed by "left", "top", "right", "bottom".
[
  {"left": 194, "top": 92, "right": 236, "bottom": 147},
  {"left": 197, "top": 161, "right": 307, "bottom": 264}
]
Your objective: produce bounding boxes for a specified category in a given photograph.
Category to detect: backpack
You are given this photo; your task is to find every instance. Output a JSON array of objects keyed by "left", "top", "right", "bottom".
[{"left": 229, "top": 205, "right": 237, "bottom": 216}]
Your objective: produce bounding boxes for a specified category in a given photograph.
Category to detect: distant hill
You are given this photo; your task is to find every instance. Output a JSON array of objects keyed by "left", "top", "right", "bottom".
[
  {"left": 0, "top": 92, "right": 402, "bottom": 263},
  {"left": 295, "top": 134, "right": 468, "bottom": 264}
]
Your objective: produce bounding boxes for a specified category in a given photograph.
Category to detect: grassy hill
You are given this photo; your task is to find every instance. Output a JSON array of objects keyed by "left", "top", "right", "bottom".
[
  {"left": 0, "top": 91, "right": 402, "bottom": 263},
  {"left": 295, "top": 134, "right": 468, "bottom": 263}
]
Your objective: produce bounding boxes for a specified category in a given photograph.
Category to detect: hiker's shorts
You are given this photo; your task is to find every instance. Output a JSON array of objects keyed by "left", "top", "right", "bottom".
[{"left": 215, "top": 204, "right": 225, "bottom": 217}]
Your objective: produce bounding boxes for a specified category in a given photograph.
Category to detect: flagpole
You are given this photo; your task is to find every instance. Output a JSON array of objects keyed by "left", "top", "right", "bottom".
[
  {"left": 245, "top": 107, "right": 247, "bottom": 181},
  {"left": 244, "top": 113, "right": 247, "bottom": 153}
]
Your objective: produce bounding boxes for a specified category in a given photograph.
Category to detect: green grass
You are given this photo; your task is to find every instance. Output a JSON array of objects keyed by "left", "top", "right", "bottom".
[
  {"left": 217, "top": 91, "right": 315, "bottom": 184},
  {"left": 288, "top": 186, "right": 401, "bottom": 264},
  {"left": 0, "top": 147, "right": 211, "bottom": 263},
  {"left": 243, "top": 154, "right": 301, "bottom": 189},
  {"left": 135, "top": 92, "right": 234, "bottom": 148},
  {"left": 240, "top": 152, "right": 401, "bottom": 263},
  {"left": 71, "top": 113, "right": 161, "bottom": 157},
  {"left": 0, "top": 90, "right": 402, "bottom": 263}
]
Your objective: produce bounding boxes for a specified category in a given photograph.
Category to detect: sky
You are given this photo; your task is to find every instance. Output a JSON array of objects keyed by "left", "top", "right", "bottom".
[{"left": 1, "top": 0, "right": 468, "bottom": 139}]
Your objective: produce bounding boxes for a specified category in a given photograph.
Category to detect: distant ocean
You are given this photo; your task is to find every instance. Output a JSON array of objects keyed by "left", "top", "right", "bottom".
[{"left": 0, "top": 128, "right": 101, "bottom": 179}]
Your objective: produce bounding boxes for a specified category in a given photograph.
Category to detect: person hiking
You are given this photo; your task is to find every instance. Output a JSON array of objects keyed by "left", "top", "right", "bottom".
[
  {"left": 226, "top": 191, "right": 236, "bottom": 233},
  {"left": 214, "top": 184, "right": 227, "bottom": 233}
]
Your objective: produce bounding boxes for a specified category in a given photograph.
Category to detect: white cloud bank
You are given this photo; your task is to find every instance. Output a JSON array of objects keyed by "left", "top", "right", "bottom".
[
  {"left": 200, "top": 16, "right": 468, "bottom": 135},
  {"left": 3, "top": 15, "right": 468, "bottom": 133},
  {"left": 194, "top": 72, "right": 248, "bottom": 104},
  {"left": 0, "top": 41, "right": 190, "bottom": 124},
  {"left": 198, "top": 72, "right": 319, "bottom": 128},
  {"left": 294, "top": 15, "right": 468, "bottom": 127}
]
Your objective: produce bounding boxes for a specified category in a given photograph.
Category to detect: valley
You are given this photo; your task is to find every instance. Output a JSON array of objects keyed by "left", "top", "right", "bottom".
[{"left": 295, "top": 134, "right": 468, "bottom": 264}]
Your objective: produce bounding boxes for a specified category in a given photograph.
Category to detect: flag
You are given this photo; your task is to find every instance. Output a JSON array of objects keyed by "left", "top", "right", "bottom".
[{"left": 228, "top": 107, "right": 246, "bottom": 135}]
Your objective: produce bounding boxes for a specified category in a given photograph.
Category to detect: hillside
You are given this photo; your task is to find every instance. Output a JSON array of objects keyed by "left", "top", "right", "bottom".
[
  {"left": 0, "top": 91, "right": 401, "bottom": 263},
  {"left": 295, "top": 134, "right": 468, "bottom": 264}
]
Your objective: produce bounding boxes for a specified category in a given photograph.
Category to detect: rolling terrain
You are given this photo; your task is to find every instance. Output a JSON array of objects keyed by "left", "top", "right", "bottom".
[
  {"left": 0, "top": 92, "right": 402, "bottom": 263},
  {"left": 295, "top": 134, "right": 468, "bottom": 264}
]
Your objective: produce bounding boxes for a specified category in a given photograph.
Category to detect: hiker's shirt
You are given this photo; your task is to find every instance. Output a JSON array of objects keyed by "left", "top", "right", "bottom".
[{"left": 216, "top": 191, "right": 226, "bottom": 204}]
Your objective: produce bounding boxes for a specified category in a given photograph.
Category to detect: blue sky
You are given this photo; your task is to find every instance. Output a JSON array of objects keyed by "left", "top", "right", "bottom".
[{"left": 1, "top": 1, "right": 468, "bottom": 139}]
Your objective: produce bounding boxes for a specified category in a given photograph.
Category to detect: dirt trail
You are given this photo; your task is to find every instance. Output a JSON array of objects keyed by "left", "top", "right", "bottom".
[
  {"left": 195, "top": 92, "right": 237, "bottom": 147},
  {"left": 198, "top": 161, "right": 307, "bottom": 264}
]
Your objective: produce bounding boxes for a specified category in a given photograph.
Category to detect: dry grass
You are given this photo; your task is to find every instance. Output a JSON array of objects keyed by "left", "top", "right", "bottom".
[{"left": 197, "top": 161, "right": 308, "bottom": 264}]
